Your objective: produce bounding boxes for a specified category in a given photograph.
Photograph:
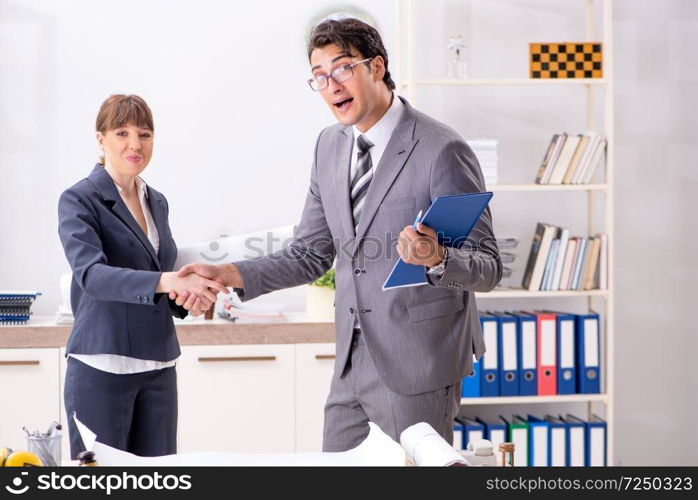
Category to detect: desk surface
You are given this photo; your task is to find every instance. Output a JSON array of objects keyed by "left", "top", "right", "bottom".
[{"left": 0, "top": 315, "right": 336, "bottom": 349}]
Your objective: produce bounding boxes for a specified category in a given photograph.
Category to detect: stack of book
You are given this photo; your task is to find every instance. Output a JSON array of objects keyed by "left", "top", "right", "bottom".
[
  {"left": 0, "top": 291, "right": 41, "bottom": 324},
  {"left": 535, "top": 132, "right": 606, "bottom": 184},
  {"left": 521, "top": 223, "right": 607, "bottom": 291},
  {"left": 468, "top": 139, "right": 498, "bottom": 185}
]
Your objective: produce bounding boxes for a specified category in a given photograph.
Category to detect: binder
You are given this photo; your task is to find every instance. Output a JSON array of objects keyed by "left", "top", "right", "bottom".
[
  {"left": 460, "top": 417, "right": 485, "bottom": 450},
  {"left": 479, "top": 313, "right": 500, "bottom": 397},
  {"left": 532, "top": 311, "right": 557, "bottom": 395},
  {"left": 554, "top": 311, "right": 577, "bottom": 394},
  {"left": 576, "top": 312, "right": 601, "bottom": 393},
  {"left": 561, "top": 414, "right": 586, "bottom": 466},
  {"left": 383, "top": 192, "right": 493, "bottom": 289},
  {"left": 545, "top": 415, "right": 568, "bottom": 467},
  {"left": 501, "top": 415, "right": 528, "bottom": 466},
  {"left": 510, "top": 311, "right": 537, "bottom": 396},
  {"left": 453, "top": 418, "right": 465, "bottom": 450},
  {"left": 491, "top": 312, "right": 519, "bottom": 396},
  {"left": 586, "top": 415, "right": 607, "bottom": 466},
  {"left": 476, "top": 417, "right": 507, "bottom": 456},
  {"left": 526, "top": 415, "right": 550, "bottom": 467},
  {"left": 461, "top": 354, "right": 482, "bottom": 398}
]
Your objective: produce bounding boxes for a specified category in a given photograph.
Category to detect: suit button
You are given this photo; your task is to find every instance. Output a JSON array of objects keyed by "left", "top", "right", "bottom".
[
  {"left": 142, "top": 296, "right": 149, "bottom": 303},
  {"left": 349, "top": 306, "right": 355, "bottom": 314},
  {"left": 136, "top": 296, "right": 142, "bottom": 302},
  {"left": 353, "top": 268, "right": 362, "bottom": 276}
]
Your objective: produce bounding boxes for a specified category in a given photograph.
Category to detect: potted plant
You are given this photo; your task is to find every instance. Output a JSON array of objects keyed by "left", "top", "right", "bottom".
[{"left": 306, "top": 269, "right": 335, "bottom": 320}]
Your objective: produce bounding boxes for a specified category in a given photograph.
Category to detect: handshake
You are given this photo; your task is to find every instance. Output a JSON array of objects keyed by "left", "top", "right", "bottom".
[{"left": 157, "top": 263, "right": 245, "bottom": 317}]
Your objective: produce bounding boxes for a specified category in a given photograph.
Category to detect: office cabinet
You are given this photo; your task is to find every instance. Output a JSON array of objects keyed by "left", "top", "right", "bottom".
[
  {"left": 176, "top": 344, "right": 295, "bottom": 453},
  {"left": 294, "top": 343, "right": 335, "bottom": 452},
  {"left": 0, "top": 348, "right": 60, "bottom": 453}
]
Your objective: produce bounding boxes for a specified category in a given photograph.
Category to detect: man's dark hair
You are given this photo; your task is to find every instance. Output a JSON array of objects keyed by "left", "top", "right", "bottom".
[{"left": 307, "top": 18, "right": 396, "bottom": 91}]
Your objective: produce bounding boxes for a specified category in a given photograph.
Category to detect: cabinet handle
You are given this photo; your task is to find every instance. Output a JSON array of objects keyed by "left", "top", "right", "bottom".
[
  {"left": 315, "top": 355, "right": 335, "bottom": 360},
  {"left": 198, "top": 356, "right": 277, "bottom": 363},
  {"left": 0, "top": 360, "right": 40, "bottom": 366}
]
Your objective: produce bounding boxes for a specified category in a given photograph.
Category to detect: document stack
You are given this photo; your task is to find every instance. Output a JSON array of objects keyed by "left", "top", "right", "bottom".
[
  {"left": 0, "top": 291, "right": 41, "bottom": 325},
  {"left": 453, "top": 413, "right": 607, "bottom": 467},
  {"left": 496, "top": 237, "right": 519, "bottom": 281},
  {"left": 467, "top": 139, "right": 498, "bottom": 186},
  {"left": 461, "top": 310, "right": 601, "bottom": 398}
]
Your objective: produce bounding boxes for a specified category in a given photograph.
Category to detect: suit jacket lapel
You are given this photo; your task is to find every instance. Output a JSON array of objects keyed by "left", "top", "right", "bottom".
[
  {"left": 147, "top": 188, "right": 169, "bottom": 268},
  {"left": 333, "top": 128, "right": 356, "bottom": 239},
  {"left": 88, "top": 165, "right": 161, "bottom": 270},
  {"left": 352, "top": 104, "right": 419, "bottom": 255}
]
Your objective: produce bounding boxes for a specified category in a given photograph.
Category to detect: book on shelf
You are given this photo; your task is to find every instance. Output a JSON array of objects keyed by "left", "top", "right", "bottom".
[
  {"left": 521, "top": 225, "right": 608, "bottom": 291},
  {"left": 547, "top": 134, "right": 581, "bottom": 184},
  {"left": 534, "top": 132, "right": 606, "bottom": 185}
]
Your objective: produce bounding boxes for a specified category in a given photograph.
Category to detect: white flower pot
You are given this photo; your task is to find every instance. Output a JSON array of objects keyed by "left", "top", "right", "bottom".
[{"left": 306, "top": 285, "right": 335, "bottom": 320}]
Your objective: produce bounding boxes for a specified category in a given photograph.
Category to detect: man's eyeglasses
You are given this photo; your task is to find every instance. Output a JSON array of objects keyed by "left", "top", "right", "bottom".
[{"left": 307, "top": 57, "right": 373, "bottom": 91}]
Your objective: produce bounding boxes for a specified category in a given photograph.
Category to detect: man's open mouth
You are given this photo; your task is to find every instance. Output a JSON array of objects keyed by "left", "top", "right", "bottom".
[{"left": 334, "top": 98, "right": 353, "bottom": 110}]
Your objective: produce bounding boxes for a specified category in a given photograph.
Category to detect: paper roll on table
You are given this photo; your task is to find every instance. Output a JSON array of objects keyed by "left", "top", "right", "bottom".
[{"left": 400, "top": 422, "right": 471, "bottom": 466}]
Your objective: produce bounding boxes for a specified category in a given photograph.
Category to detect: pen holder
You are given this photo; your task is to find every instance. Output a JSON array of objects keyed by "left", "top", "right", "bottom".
[{"left": 27, "top": 434, "right": 61, "bottom": 466}]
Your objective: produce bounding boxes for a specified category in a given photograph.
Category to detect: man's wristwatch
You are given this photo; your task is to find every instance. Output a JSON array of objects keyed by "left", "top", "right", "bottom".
[{"left": 426, "top": 247, "right": 448, "bottom": 276}]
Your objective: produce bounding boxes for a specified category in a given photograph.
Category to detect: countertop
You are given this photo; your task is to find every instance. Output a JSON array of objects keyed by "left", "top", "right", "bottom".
[{"left": 0, "top": 314, "right": 336, "bottom": 349}]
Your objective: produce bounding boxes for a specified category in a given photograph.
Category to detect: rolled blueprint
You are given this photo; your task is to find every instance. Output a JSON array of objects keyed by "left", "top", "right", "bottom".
[{"left": 400, "top": 422, "right": 470, "bottom": 467}]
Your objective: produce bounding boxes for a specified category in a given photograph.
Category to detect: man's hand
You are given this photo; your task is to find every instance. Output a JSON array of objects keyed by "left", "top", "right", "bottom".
[
  {"left": 158, "top": 270, "right": 229, "bottom": 317},
  {"left": 396, "top": 223, "right": 446, "bottom": 268},
  {"left": 168, "top": 263, "right": 243, "bottom": 316}
]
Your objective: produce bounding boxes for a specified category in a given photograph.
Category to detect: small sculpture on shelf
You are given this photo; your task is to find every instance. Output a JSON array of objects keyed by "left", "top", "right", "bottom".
[{"left": 447, "top": 35, "right": 468, "bottom": 79}]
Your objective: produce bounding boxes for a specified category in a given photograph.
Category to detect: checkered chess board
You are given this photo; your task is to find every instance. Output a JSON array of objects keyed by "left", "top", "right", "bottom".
[{"left": 529, "top": 42, "right": 603, "bottom": 79}]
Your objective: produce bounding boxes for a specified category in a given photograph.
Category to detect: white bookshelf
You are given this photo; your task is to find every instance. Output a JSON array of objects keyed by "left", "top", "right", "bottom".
[{"left": 396, "top": 0, "right": 615, "bottom": 464}]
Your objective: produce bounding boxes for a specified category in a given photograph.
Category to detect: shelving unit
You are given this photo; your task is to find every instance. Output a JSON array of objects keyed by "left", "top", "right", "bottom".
[{"left": 396, "top": 0, "right": 615, "bottom": 464}]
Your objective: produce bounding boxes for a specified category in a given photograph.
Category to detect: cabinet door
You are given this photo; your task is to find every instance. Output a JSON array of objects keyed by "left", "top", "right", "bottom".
[
  {"left": 176, "top": 344, "right": 295, "bottom": 453},
  {"left": 0, "top": 348, "right": 60, "bottom": 452},
  {"left": 295, "top": 343, "right": 335, "bottom": 452}
]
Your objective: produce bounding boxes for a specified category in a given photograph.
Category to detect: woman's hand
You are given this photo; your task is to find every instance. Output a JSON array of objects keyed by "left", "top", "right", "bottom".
[{"left": 157, "top": 272, "right": 228, "bottom": 315}]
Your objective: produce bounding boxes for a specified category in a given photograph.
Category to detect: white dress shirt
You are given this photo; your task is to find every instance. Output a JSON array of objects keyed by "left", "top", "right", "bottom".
[
  {"left": 69, "top": 175, "right": 178, "bottom": 374},
  {"left": 351, "top": 93, "right": 404, "bottom": 330}
]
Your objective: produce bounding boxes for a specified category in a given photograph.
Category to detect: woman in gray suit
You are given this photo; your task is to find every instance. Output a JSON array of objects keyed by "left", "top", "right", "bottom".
[{"left": 58, "top": 94, "right": 227, "bottom": 458}]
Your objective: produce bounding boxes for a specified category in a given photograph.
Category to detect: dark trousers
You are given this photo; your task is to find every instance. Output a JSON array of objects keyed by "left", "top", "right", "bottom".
[{"left": 64, "top": 356, "right": 178, "bottom": 459}]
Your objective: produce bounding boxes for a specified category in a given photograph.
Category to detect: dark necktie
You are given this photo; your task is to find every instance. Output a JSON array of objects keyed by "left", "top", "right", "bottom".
[{"left": 350, "top": 134, "right": 374, "bottom": 230}]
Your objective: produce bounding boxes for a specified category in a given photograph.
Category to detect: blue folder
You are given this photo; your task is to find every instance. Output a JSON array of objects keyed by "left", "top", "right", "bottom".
[
  {"left": 575, "top": 312, "right": 601, "bottom": 393},
  {"left": 561, "top": 414, "right": 587, "bottom": 466},
  {"left": 383, "top": 191, "right": 493, "bottom": 289},
  {"left": 554, "top": 311, "right": 577, "bottom": 394},
  {"left": 490, "top": 311, "right": 519, "bottom": 396},
  {"left": 526, "top": 415, "right": 550, "bottom": 467},
  {"left": 460, "top": 417, "right": 485, "bottom": 449},
  {"left": 509, "top": 311, "right": 537, "bottom": 396},
  {"left": 453, "top": 418, "right": 465, "bottom": 450},
  {"left": 461, "top": 355, "right": 482, "bottom": 398},
  {"left": 585, "top": 414, "right": 607, "bottom": 466},
  {"left": 545, "top": 415, "right": 568, "bottom": 467},
  {"left": 479, "top": 312, "right": 500, "bottom": 397}
]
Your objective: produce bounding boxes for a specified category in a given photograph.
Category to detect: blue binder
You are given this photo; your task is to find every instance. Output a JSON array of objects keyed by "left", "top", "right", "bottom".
[
  {"left": 575, "top": 312, "right": 601, "bottom": 393},
  {"left": 383, "top": 192, "right": 493, "bottom": 289},
  {"left": 453, "top": 418, "right": 465, "bottom": 450},
  {"left": 554, "top": 311, "right": 577, "bottom": 394},
  {"left": 526, "top": 415, "right": 550, "bottom": 467},
  {"left": 491, "top": 312, "right": 519, "bottom": 396},
  {"left": 476, "top": 417, "right": 507, "bottom": 450},
  {"left": 509, "top": 311, "right": 537, "bottom": 396},
  {"left": 545, "top": 415, "right": 568, "bottom": 467},
  {"left": 561, "top": 414, "right": 587, "bottom": 466},
  {"left": 586, "top": 415, "right": 607, "bottom": 466},
  {"left": 479, "top": 312, "right": 500, "bottom": 397},
  {"left": 461, "top": 355, "right": 482, "bottom": 398},
  {"left": 460, "top": 417, "right": 485, "bottom": 449}
]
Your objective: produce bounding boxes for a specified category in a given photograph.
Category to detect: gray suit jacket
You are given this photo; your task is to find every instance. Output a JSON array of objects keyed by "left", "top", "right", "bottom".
[{"left": 236, "top": 97, "right": 501, "bottom": 395}]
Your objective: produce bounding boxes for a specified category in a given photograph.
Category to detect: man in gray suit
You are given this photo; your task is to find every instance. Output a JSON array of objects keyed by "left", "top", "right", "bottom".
[{"left": 174, "top": 18, "right": 501, "bottom": 451}]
